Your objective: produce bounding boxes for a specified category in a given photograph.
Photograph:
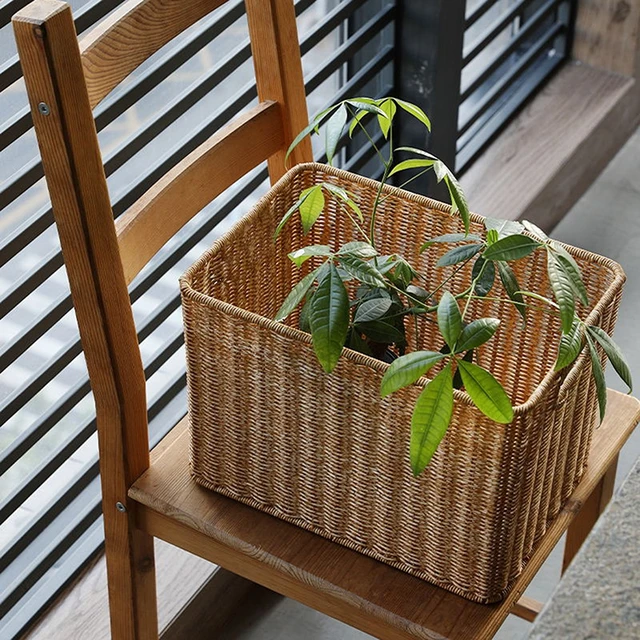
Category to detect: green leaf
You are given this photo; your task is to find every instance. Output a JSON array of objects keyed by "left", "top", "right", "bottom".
[
  {"left": 388, "top": 158, "right": 436, "bottom": 177},
  {"left": 457, "top": 360, "right": 513, "bottom": 423},
  {"left": 354, "top": 297, "right": 393, "bottom": 323},
  {"left": 483, "top": 234, "right": 540, "bottom": 261},
  {"left": 275, "top": 268, "right": 321, "bottom": 322},
  {"left": 522, "top": 219, "right": 549, "bottom": 242},
  {"left": 550, "top": 243, "right": 588, "bottom": 304},
  {"left": 394, "top": 98, "right": 432, "bottom": 131},
  {"left": 486, "top": 229, "right": 499, "bottom": 245},
  {"left": 393, "top": 258, "right": 415, "bottom": 287},
  {"left": 518, "top": 290, "right": 557, "bottom": 307},
  {"left": 345, "top": 99, "right": 387, "bottom": 117},
  {"left": 320, "top": 182, "right": 349, "bottom": 200},
  {"left": 338, "top": 254, "right": 387, "bottom": 287},
  {"left": 325, "top": 104, "right": 348, "bottom": 165},
  {"left": 555, "top": 320, "right": 582, "bottom": 371},
  {"left": 588, "top": 326, "right": 633, "bottom": 391},
  {"left": 380, "top": 351, "right": 445, "bottom": 397},
  {"left": 357, "top": 320, "right": 405, "bottom": 344},
  {"left": 455, "top": 318, "right": 500, "bottom": 353},
  {"left": 309, "top": 263, "right": 350, "bottom": 372},
  {"left": 299, "top": 292, "right": 313, "bottom": 332},
  {"left": 410, "top": 365, "right": 453, "bottom": 476},
  {"left": 338, "top": 241, "right": 377, "bottom": 258},
  {"left": 496, "top": 261, "right": 526, "bottom": 322},
  {"left": 547, "top": 251, "right": 575, "bottom": 333},
  {"left": 321, "top": 183, "right": 364, "bottom": 222},
  {"left": 550, "top": 241, "right": 581, "bottom": 268},
  {"left": 377, "top": 98, "right": 396, "bottom": 139},
  {"left": 437, "top": 291, "right": 462, "bottom": 349},
  {"left": 443, "top": 171, "right": 470, "bottom": 234},
  {"left": 299, "top": 185, "right": 325, "bottom": 234},
  {"left": 472, "top": 257, "right": 495, "bottom": 297},
  {"left": 555, "top": 253, "right": 589, "bottom": 306},
  {"left": 285, "top": 106, "right": 338, "bottom": 165},
  {"left": 348, "top": 109, "right": 369, "bottom": 137},
  {"left": 288, "top": 244, "right": 332, "bottom": 267},
  {"left": 315, "top": 261, "right": 330, "bottom": 284},
  {"left": 452, "top": 348, "right": 473, "bottom": 389},
  {"left": 586, "top": 334, "right": 607, "bottom": 422},
  {"left": 432, "top": 159, "right": 447, "bottom": 183},
  {"left": 436, "top": 244, "right": 482, "bottom": 267},
  {"left": 284, "top": 121, "right": 319, "bottom": 165},
  {"left": 484, "top": 217, "right": 524, "bottom": 238},
  {"left": 406, "top": 284, "right": 430, "bottom": 301},
  {"left": 348, "top": 328, "right": 373, "bottom": 356},
  {"left": 345, "top": 197, "right": 364, "bottom": 221},
  {"left": 393, "top": 149, "right": 468, "bottom": 231},
  {"left": 395, "top": 146, "right": 438, "bottom": 159},
  {"left": 274, "top": 190, "right": 313, "bottom": 239},
  {"left": 375, "top": 255, "right": 398, "bottom": 275},
  {"left": 357, "top": 286, "right": 391, "bottom": 302}
]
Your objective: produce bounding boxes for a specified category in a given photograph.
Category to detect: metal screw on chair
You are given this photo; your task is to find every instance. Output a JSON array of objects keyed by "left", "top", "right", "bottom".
[
  {"left": 116, "top": 501, "right": 127, "bottom": 513},
  {"left": 38, "top": 102, "right": 50, "bottom": 115}
]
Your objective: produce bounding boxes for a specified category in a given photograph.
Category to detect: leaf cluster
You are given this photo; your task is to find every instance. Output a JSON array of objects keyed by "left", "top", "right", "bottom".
[{"left": 274, "top": 96, "right": 632, "bottom": 476}]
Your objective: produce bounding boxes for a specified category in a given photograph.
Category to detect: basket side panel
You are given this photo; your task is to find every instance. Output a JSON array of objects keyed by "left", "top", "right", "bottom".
[
  {"left": 183, "top": 295, "right": 526, "bottom": 600},
  {"left": 180, "top": 164, "right": 627, "bottom": 602}
]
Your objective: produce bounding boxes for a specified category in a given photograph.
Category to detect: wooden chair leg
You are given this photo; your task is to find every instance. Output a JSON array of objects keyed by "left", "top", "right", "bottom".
[
  {"left": 562, "top": 454, "right": 618, "bottom": 573},
  {"left": 104, "top": 509, "right": 158, "bottom": 639}
]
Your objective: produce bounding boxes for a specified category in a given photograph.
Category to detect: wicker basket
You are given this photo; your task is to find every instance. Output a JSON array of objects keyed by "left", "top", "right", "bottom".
[{"left": 180, "top": 163, "right": 625, "bottom": 603}]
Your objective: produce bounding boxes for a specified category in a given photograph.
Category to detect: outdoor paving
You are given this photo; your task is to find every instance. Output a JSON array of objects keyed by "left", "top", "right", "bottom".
[{"left": 529, "top": 458, "right": 640, "bottom": 639}]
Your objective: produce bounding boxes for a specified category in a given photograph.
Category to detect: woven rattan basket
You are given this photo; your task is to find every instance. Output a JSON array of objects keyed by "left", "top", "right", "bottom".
[{"left": 180, "top": 163, "right": 625, "bottom": 603}]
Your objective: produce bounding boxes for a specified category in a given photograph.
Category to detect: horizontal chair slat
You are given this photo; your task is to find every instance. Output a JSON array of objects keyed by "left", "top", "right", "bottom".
[
  {"left": 116, "top": 100, "right": 284, "bottom": 284},
  {"left": 79, "top": 0, "right": 227, "bottom": 108}
]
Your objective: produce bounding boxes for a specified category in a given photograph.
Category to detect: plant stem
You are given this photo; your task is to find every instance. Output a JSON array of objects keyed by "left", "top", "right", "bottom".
[
  {"left": 378, "top": 168, "right": 432, "bottom": 204},
  {"left": 425, "top": 256, "right": 478, "bottom": 300},
  {"left": 341, "top": 205, "right": 371, "bottom": 242},
  {"left": 369, "top": 163, "right": 391, "bottom": 250},
  {"left": 350, "top": 105, "right": 387, "bottom": 170},
  {"left": 349, "top": 106, "right": 392, "bottom": 253},
  {"left": 467, "top": 295, "right": 561, "bottom": 315},
  {"left": 461, "top": 260, "right": 488, "bottom": 322}
]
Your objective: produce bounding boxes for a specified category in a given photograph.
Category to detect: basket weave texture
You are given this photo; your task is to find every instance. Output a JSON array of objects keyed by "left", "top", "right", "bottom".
[{"left": 180, "top": 163, "right": 625, "bottom": 602}]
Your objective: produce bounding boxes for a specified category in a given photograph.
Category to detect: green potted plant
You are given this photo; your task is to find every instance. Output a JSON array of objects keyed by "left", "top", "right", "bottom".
[
  {"left": 275, "top": 97, "right": 632, "bottom": 476},
  {"left": 180, "top": 97, "right": 630, "bottom": 602}
]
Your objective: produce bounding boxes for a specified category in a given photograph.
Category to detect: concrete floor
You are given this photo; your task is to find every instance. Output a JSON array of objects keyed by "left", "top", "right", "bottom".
[{"left": 215, "top": 128, "right": 640, "bottom": 640}]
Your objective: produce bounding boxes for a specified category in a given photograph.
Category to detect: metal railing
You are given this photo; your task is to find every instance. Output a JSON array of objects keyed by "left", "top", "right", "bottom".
[{"left": 456, "top": 0, "right": 576, "bottom": 171}]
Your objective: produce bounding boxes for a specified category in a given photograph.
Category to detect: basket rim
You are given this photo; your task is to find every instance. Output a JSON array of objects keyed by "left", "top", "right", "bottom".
[{"left": 180, "top": 162, "right": 626, "bottom": 416}]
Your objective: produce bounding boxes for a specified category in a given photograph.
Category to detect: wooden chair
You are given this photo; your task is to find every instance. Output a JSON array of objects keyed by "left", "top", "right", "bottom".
[{"left": 13, "top": 1, "right": 640, "bottom": 638}]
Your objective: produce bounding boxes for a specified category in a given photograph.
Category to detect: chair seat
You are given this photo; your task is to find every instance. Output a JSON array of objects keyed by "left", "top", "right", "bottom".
[{"left": 129, "top": 389, "right": 640, "bottom": 640}]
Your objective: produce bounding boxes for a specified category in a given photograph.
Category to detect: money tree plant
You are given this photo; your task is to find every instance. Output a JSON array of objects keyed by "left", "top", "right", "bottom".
[{"left": 274, "top": 96, "right": 632, "bottom": 477}]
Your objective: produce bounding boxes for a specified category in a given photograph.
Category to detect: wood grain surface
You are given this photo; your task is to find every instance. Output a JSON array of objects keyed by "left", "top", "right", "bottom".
[
  {"left": 116, "top": 100, "right": 284, "bottom": 284},
  {"left": 246, "top": 0, "right": 313, "bottom": 178},
  {"left": 463, "top": 63, "right": 638, "bottom": 230},
  {"left": 79, "top": 0, "right": 226, "bottom": 108},
  {"left": 573, "top": 0, "right": 640, "bottom": 77},
  {"left": 562, "top": 453, "right": 618, "bottom": 572}
]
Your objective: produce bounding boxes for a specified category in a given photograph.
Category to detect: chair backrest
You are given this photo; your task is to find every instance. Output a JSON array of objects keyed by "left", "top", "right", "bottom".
[{"left": 13, "top": 0, "right": 312, "bottom": 510}]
